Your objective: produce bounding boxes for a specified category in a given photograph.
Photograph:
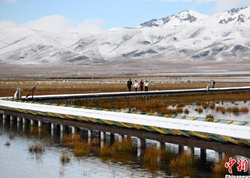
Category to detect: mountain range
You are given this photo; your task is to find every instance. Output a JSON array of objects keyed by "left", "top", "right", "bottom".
[{"left": 0, "top": 7, "right": 250, "bottom": 66}]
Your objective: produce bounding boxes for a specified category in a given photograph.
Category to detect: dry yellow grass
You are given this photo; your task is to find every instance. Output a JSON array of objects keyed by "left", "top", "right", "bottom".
[
  {"left": 143, "top": 146, "right": 160, "bottom": 166},
  {"left": 30, "top": 126, "right": 47, "bottom": 138},
  {"left": 184, "top": 109, "right": 189, "bottom": 114},
  {"left": 74, "top": 141, "right": 90, "bottom": 156},
  {"left": 63, "top": 134, "right": 74, "bottom": 148},
  {"left": 210, "top": 103, "right": 215, "bottom": 110},
  {"left": 61, "top": 153, "right": 71, "bottom": 163},
  {"left": 90, "top": 138, "right": 100, "bottom": 147},
  {"left": 29, "top": 145, "right": 45, "bottom": 153},
  {"left": 213, "top": 155, "right": 235, "bottom": 176},
  {"left": 111, "top": 137, "right": 133, "bottom": 153},
  {"left": 240, "top": 107, "right": 249, "bottom": 113},
  {"left": 1, "top": 80, "right": 250, "bottom": 97},
  {"left": 197, "top": 108, "right": 203, "bottom": 114},
  {"left": 72, "top": 90, "right": 250, "bottom": 115},
  {"left": 170, "top": 151, "right": 196, "bottom": 177},
  {"left": 170, "top": 151, "right": 196, "bottom": 168},
  {"left": 1, "top": 79, "right": 250, "bottom": 116},
  {"left": 9, "top": 132, "right": 14, "bottom": 139},
  {"left": 100, "top": 144, "right": 112, "bottom": 156},
  {"left": 216, "top": 106, "right": 226, "bottom": 114}
]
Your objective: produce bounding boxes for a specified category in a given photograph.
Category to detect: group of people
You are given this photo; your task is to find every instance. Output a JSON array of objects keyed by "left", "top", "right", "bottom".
[
  {"left": 127, "top": 78, "right": 149, "bottom": 92},
  {"left": 127, "top": 78, "right": 216, "bottom": 92}
]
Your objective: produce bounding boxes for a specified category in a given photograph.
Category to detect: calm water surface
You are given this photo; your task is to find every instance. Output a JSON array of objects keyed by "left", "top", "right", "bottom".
[
  {"left": 0, "top": 116, "right": 249, "bottom": 178},
  {"left": 173, "top": 101, "right": 250, "bottom": 122}
]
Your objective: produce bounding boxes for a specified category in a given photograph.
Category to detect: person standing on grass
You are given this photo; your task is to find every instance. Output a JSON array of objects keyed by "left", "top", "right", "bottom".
[
  {"left": 139, "top": 79, "right": 144, "bottom": 91},
  {"left": 211, "top": 79, "right": 215, "bottom": 88},
  {"left": 127, "top": 78, "right": 132, "bottom": 92},
  {"left": 145, "top": 80, "right": 149, "bottom": 92},
  {"left": 133, "top": 80, "right": 139, "bottom": 92}
]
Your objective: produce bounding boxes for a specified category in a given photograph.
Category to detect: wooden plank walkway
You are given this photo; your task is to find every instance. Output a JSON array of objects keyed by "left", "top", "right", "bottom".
[{"left": 20, "top": 86, "right": 250, "bottom": 102}]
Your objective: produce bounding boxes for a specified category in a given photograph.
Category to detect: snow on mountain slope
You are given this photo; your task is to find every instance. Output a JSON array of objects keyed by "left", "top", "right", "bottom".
[
  {"left": 0, "top": 7, "right": 250, "bottom": 65},
  {"left": 0, "top": 27, "right": 93, "bottom": 64},
  {"left": 208, "top": 7, "right": 250, "bottom": 25},
  {"left": 140, "top": 9, "right": 208, "bottom": 28}
]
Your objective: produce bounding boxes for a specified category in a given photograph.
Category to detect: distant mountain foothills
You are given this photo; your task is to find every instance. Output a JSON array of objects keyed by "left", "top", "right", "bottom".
[{"left": 0, "top": 7, "right": 250, "bottom": 65}]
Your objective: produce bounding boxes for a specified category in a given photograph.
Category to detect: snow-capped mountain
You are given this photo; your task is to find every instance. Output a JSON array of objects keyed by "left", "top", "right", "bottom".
[
  {"left": 140, "top": 9, "right": 208, "bottom": 27},
  {"left": 0, "top": 7, "right": 250, "bottom": 65}
]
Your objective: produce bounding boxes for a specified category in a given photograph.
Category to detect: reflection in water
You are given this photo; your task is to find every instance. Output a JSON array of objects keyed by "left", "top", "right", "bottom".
[
  {"left": 0, "top": 116, "right": 249, "bottom": 178},
  {"left": 177, "top": 101, "right": 250, "bottom": 122}
]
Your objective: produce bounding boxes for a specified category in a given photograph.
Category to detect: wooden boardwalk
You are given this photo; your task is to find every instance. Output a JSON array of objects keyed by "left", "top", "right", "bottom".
[
  {"left": 21, "top": 86, "right": 250, "bottom": 102},
  {"left": 1, "top": 86, "right": 250, "bottom": 156}
]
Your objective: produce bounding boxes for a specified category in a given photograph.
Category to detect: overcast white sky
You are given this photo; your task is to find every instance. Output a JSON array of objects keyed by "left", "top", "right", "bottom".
[{"left": 0, "top": 0, "right": 249, "bottom": 33}]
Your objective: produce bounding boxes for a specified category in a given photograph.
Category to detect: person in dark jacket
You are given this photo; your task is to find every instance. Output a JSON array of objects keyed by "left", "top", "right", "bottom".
[
  {"left": 127, "top": 78, "right": 132, "bottom": 92},
  {"left": 139, "top": 79, "right": 144, "bottom": 91},
  {"left": 211, "top": 80, "right": 215, "bottom": 88}
]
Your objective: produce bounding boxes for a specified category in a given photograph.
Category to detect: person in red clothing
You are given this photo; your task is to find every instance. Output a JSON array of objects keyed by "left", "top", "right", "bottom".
[{"left": 139, "top": 79, "right": 144, "bottom": 91}]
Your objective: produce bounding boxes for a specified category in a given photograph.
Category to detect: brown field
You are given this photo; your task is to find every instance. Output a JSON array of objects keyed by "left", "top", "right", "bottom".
[
  {"left": 1, "top": 77, "right": 250, "bottom": 97},
  {"left": 1, "top": 75, "right": 250, "bottom": 116}
]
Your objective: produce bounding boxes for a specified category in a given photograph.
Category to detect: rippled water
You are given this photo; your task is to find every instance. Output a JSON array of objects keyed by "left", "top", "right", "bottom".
[{"left": 0, "top": 118, "right": 249, "bottom": 178}]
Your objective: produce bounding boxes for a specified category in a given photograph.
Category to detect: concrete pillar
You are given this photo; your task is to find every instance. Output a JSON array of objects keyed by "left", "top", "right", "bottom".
[
  {"left": 17, "top": 117, "right": 20, "bottom": 123},
  {"left": 187, "top": 146, "right": 195, "bottom": 155},
  {"left": 156, "top": 142, "right": 165, "bottom": 163},
  {"left": 221, "top": 152, "right": 225, "bottom": 160},
  {"left": 88, "top": 137, "right": 91, "bottom": 144},
  {"left": 72, "top": 126, "right": 76, "bottom": 134},
  {"left": 137, "top": 138, "right": 146, "bottom": 148},
  {"left": 215, "top": 151, "right": 224, "bottom": 164},
  {"left": 10, "top": 115, "right": 13, "bottom": 122},
  {"left": 156, "top": 141, "right": 165, "bottom": 150},
  {"left": 137, "top": 147, "right": 142, "bottom": 157},
  {"left": 22, "top": 118, "right": 26, "bottom": 124},
  {"left": 10, "top": 119, "right": 13, "bottom": 131},
  {"left": 60, "top": 132, "right": 63, "bottom": 145},
  {"left": 60, "top": 124, "right": 64, "bottom": 132},
  {"left": 51, "top": 123, "right": 54, "bottom": 130},
  {"left": 2, "top": 116, "right": 5, "bottom": 126},
  {"left": 118, "top": 135, "right": 124, "bottom": 142},
  {"left": 88, "top": 130, "right": 93, "bottom": 138},
  {"left": 17, "top": 122, "right": 20, "bottom": 132},
  {"left": 51, "top": 128, "right": 54, "bottom": 138},
  {"left": 200, "top": 149, "right": 207, "bottom": 165},
  {"left": 2, "top": 114, "right": 6, "bottom": 120},
  {"left": 100, "top": 131, "right": 106, "bottom": 141},
  {"left": 38, "top": 127, "right": 41, "bottom": 138},
  {"left": 38, "top": 121, "right": 42, "bottom": 127},
  {"left": 110, "top": 133, "right": 115, "bottom": 145},
  {"left": 214, "top": 151, "right": 220, "bottom": 163},
  {"left": 100, "top": 140, "right": 104, "bottom": 149},
  {"left": 178, "top": 145, "right": 184, "bottom": 155},
  {"left": 64, "top": 125, "right": 69, "bottom": 132},
  {"left": 22, "top": 121, "right": 25, "bottom": 131},
  {"left": 30, "top": 119, "right": 34, "bottom": 126}
]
